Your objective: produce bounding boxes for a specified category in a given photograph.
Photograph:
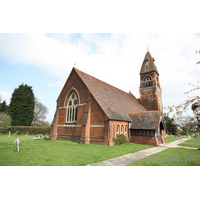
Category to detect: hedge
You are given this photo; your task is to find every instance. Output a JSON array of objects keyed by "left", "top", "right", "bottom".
[{"left": 4, "top": 126, "right": 51, "bottom": 135}]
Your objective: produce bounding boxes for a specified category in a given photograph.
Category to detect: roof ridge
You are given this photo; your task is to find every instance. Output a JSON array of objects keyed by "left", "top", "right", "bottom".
[
  {"left": 129, "top": 110, "right": 160, "bottom": 114},
  {"left": 74, "top": 67, "right": 145, "bottom": 121},
  {"left": 74, "top": 67, "right": 110, "bottom": 119}
]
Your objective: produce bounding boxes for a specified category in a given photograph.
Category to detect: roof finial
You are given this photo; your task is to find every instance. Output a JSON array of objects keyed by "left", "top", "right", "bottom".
[{"left": 147, "top": 44, "right": 149, "bottom": 52}]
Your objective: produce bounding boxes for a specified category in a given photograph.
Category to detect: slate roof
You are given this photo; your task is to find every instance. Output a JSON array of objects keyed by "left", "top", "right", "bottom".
[
  {"left": 140, "top": 52, "right": 159, "bottom": 75},
  {"left": 129, "top": 111, "right": 161, "bottom": 130},
  {"left": 74, "top": 68, "right": 145, "bottom": 121}
]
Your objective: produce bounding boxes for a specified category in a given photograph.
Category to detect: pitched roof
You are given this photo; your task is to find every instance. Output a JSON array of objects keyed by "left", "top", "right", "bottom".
[
  {"left": 129, "top": 111, "right": 161, "bottom": 130},
  {"left": 74, "top": 68, "right": 145, "bottom": 121},
  {"left": 140, "top": 52, "right": 159, "bottom": 75}
]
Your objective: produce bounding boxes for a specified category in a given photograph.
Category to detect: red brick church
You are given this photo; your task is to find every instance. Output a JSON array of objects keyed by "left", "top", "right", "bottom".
[{"left": 49, "top": 51, "right": 167, "bottom": 146}]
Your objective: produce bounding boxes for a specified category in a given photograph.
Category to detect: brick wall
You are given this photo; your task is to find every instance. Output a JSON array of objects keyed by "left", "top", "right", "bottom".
[
  {"left": 140, "top": 71, "right": 163, "bottom": 112},
  {"left": 131, "top": 135, "right": 159, "bottom": 146},
  {"left": 50, "top": 68, "right": 111, "bottom": 145}
]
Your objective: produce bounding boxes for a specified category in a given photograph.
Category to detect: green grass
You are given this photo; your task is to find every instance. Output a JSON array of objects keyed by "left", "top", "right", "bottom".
[
  {"left": 178, "top": 137, "right": 200, "bottom": 149},
  {"left": 126, "top": 148, "right": 200, "bottom": 166},
  {"left": 0, "top": 133, "right": 153, "bottom": 166},
  {"left": 164, "top": 135, "right": 180, "bottom": 143}
]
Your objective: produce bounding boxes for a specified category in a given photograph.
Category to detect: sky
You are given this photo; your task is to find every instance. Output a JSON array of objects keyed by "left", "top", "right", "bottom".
[{"left": 0, "top": 33, "right": 200, "bottom": 123}]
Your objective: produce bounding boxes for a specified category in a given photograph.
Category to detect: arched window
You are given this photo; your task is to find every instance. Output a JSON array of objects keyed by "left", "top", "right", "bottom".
[
  {"left": 145, "top": 78, "right": 151, "bottom": 87},
  {"left": 117, "top": 125, "right": 119, "bottom": 135},
  {"left": 66, "top": 93, "right": 78, "bottom": 122},
  {"left": 125, "top": 125, "right": 127, "bottom": 135},
  {"left": 121, "top": 125, "right": 124, "bottom": 135}
]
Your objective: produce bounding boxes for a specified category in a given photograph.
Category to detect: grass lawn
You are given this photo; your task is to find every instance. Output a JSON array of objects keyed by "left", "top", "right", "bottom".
[
  {"left": 178, "top": 137, "right": 200, "bottom": 149},
  {"left": 126, "top": 136, "right": 200, "bottom": 166},
  {"left": 164, "top": 135, "right": 180, "bottom": 143},
  {"left": 126, "top": 148, "right": 200, "bottom": 166},
  {"left": 0, "top": 133, "right": 153, "bottom": 166}
]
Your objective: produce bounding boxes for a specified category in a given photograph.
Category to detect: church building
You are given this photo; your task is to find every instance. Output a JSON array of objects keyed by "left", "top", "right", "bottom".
[{"left": 49, "top": 51, "right": 167, "bottom": 146}]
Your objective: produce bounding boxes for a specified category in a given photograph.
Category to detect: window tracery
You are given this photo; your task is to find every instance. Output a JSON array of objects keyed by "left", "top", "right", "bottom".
[{"left": 66, "top": 93, "right": 78, "bottom": 122}]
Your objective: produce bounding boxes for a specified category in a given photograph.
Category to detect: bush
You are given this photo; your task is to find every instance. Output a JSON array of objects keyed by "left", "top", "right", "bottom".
[
  {"left": 0, "top": 113, "right": 11, "bottom": 133},
  {"left": 3, "top": 126, "right": 51, "bottom": 135},
  {"left": 113, "top": 134, "right": 129, "bottom": 145}
]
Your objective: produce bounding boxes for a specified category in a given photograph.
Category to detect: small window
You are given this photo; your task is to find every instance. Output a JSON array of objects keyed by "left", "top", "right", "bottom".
[
  {"left": 125, "top": 125, "right": 127, "bottom": 135},
  {"left": 121, "top": 125, "right": 124, "bottom": 135},
  {"left": 117, "top": 125, "right": 119, "bottom": 135},
  {"left": 146, "top": 60, "right": 148, "bottom": 65},
  {"left": 145, "top": 78, "right": 151, "bottom": 87}
]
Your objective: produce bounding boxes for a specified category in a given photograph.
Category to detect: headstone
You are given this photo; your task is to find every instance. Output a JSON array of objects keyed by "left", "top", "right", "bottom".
[
  {"left": 25, "top": 131, "right": 29, "bottom": 136},
  {"left": 8, "top": 131, "right": 11, "bottom": 138},
  {"left": 13, "top": 138, "right": 20, "bottom": 152},
  {"left": 33, "top": 134, "right": 43, "bottom": 140},
  {"left": 14, "top": 131, "right": 18, "bottom": 136}
]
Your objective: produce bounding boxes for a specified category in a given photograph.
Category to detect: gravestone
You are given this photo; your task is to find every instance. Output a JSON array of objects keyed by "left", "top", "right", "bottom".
[
  {"left": 8, "top": 131, "right": 11, "bottom": 138},
  {"left": 13, "top": 138, "right": 20, "bottom": 152},
  {"left": 14, "top": 131, "right": 18, "bottom": 136},
  {"left": 25, "top": 131, "right": 29, "bottom": 136}
]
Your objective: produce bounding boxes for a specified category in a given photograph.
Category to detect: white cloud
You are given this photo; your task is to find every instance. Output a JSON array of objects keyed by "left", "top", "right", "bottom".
[
  {"left": 0, "top": 86, "right": 12, "bottom": 104},
  {"left": 0, "top": 33, "right": 200, "bottom": 113},
  {"left": 47, "top": 80, "right": 64, "bottom": 87}
]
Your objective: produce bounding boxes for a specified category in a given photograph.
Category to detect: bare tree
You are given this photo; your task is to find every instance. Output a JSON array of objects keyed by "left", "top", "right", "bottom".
[
  {"left": 175, "top": 116, "right": 198, "bottom": 135},
  {"left": 165, "top": 50, "right": 200, "bottom": 128},
  {"left": 32, "top": 98, "right": 49, "bottom": 126}
]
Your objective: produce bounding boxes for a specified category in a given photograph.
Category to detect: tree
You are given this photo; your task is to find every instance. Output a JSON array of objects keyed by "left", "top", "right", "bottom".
[
  {"left": 9, "top": 84, "right": 35, "bottom": 126},
  {"left": 0, "top": 100, "right": 8, "bottom": 113},
  {"left": 0, "top": 113, "right": 11, "bottom": 133},
  {"left": 164, "top": 116, "right": 177, "bottom": 135},
  {"left": 32, "top": 98, "right": 49, "bottom": 126},
  {"left": 175, "top": 116, "right": 198, "bottom": 135}
]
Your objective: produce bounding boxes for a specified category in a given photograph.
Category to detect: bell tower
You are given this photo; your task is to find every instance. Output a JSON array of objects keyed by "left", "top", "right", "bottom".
[{"left": 139, "top": 51, "right": 163, "bottom": 112}]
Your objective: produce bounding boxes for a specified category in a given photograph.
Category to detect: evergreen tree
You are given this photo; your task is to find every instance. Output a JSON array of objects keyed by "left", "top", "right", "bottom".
[
  {"left": 0, "top": 100, "right": 8, "bottom": 113},
  {"left": 164, "top": 116, "right": 177, "bottom": 135},
  {"left": 9, "top": 84, "right": 35, "bottom": 126}
]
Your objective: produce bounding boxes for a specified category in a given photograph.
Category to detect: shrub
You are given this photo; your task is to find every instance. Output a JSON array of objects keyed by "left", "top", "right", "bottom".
[
  {"left": 4, "top": 126, "right": 51, "bottom": 135},
  {"left": 0, "top": 113, "right": 11, "bottom": 133},
  {"left": 113, "top": 134, "right": 129, "bottom": 145}
]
